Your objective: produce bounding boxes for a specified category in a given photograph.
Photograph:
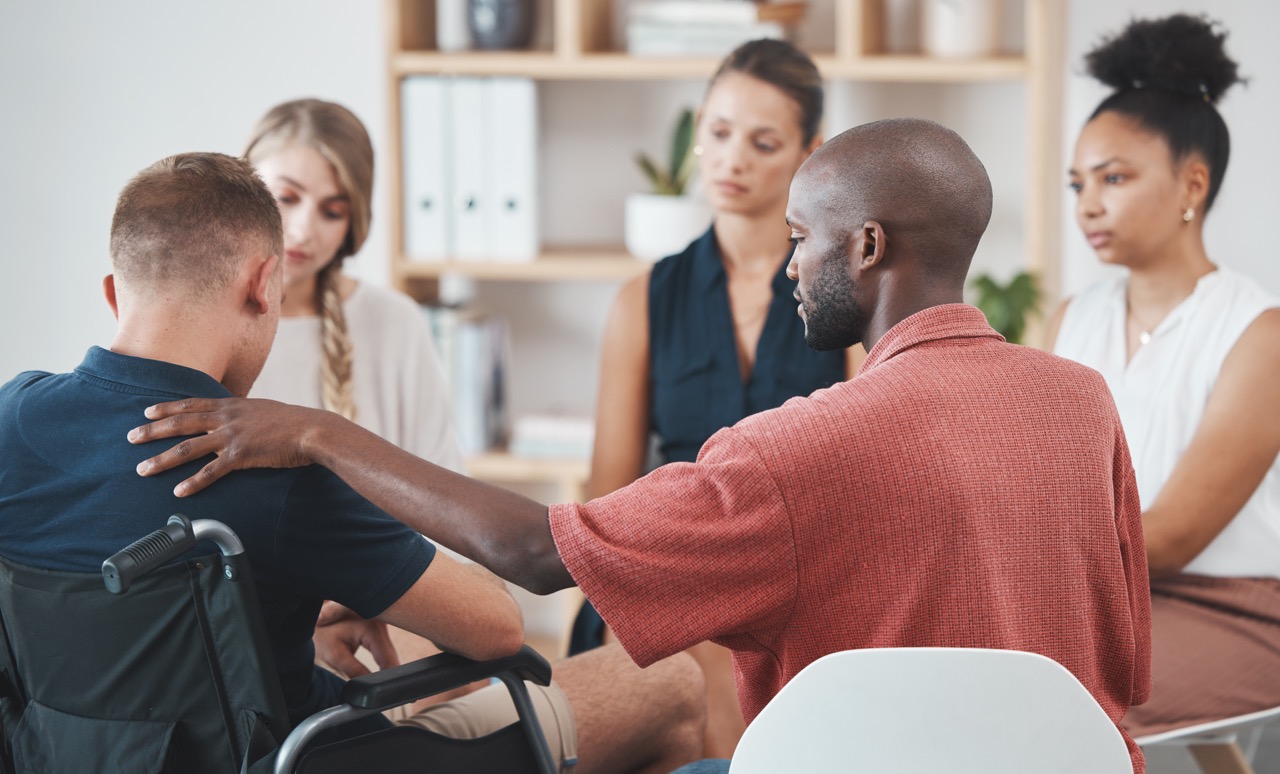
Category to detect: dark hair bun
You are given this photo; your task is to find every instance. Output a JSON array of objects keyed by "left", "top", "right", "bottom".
[{"left": 1085, "top": 14, "right": 1242, "bottom": 104}]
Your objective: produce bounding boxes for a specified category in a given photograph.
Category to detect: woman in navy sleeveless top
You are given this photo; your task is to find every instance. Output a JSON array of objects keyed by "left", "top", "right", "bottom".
[
  {"left": 575, "top": 40, "right": 856, "bottom": 759},
  {"left": 648, "top": 226, "right": 845, "bottom": 464}
]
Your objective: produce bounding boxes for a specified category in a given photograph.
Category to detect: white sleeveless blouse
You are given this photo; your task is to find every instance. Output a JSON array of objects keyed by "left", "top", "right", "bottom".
[{"left": 1055, "top": 267, "right": 1280, "bottom": 578}]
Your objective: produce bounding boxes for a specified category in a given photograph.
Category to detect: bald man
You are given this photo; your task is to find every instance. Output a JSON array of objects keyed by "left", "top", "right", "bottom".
[{"left": 130, "top": 119, "right": 1153, "bottom": 770}]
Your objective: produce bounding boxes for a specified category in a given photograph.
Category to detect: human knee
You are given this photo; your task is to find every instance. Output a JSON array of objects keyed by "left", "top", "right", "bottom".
[{"left": 659, "top": 651, "right": 708, "bottom": 725}]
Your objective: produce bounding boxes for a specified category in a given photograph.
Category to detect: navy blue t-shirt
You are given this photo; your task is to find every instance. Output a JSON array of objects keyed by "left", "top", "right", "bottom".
[
  {"left": 648, "top": 226, "right": 846, "bottom": 463},
  {"left": 0, "top": 347, "right": 435, "bottom": 726}
]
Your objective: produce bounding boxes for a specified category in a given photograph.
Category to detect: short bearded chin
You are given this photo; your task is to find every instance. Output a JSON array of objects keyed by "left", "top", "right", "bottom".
[{"left": 802, "top": 256, "right": 863, "bottom": 351}]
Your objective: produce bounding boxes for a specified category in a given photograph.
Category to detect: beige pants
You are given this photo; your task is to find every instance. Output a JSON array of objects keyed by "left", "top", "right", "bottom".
[{"left": 396, "top": 678, "right": 579, "bottom": 772}]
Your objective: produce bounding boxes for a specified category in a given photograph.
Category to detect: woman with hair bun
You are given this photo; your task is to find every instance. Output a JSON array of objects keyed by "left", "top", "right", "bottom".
[{"left": 1048, "top": 15, "right": 1280, "bottom": 737}]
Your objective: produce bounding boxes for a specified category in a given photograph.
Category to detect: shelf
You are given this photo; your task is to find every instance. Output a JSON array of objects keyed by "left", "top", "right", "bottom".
[
  {"left": 817, "top": 54, "right": 1027, "bottom": 82},
  {"left": 394, "top": 247, "right": 651, "bottom": 282},
  {"left": 392, "top": 51, "right": 1028, "bottom": 82},
  {"left": 465, "top": 451, "right": 590, "bottom": 502}
]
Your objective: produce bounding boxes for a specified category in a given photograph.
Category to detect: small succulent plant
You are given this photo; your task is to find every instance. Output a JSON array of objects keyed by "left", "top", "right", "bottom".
[{"left": 635, "top": 108, "right": 696, "bottom": 196}]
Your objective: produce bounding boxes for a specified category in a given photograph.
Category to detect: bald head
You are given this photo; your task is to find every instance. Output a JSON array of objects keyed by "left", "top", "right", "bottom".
[{"left": 798, "top": 118, "right": 992, "bottom": 282}]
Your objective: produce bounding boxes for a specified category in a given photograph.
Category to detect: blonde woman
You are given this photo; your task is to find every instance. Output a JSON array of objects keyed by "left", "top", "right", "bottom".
[
  {"left": 245, "top": 99, "right": 463, "bottom": 696},
  {"left": 245, "top": 98, "right": 461, "bottom": 472}
]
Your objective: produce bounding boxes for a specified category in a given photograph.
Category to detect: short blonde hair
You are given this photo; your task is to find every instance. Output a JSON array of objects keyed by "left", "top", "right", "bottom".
[{"left": 110, "top": 152, "right": 282, "bottom": 299}]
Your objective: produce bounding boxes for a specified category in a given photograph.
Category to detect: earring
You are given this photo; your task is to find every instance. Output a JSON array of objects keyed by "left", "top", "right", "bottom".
[
  {"left": 693, "top": 145, "right": 703, "bottom": 156},
  {"left": 1183, "top": 208, "right": 1194, "bottom": 223}
]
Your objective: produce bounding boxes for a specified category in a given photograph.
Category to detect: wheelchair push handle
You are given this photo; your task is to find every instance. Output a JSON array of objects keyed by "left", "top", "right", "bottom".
[{"left": 102, "top": 514, "right": 245, "bottom": 594}]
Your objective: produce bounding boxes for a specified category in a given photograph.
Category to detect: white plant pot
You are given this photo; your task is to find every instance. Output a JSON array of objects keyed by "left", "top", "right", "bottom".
[
  {"left": 624, "top": 193, "right": 712, "bottom": 263},
  {"left": 922, "top": 0, "right": 999, "bottom": 59}
]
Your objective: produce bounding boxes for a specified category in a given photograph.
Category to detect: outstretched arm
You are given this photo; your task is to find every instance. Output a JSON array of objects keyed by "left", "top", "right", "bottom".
[{"left": 129, "top": 399, "right": 574, "bottom": 594}]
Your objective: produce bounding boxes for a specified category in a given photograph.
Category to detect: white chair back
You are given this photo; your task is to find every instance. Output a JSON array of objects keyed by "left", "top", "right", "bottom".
[{"left": 729, "top": 647, "right": 1133, "bottom": 774}]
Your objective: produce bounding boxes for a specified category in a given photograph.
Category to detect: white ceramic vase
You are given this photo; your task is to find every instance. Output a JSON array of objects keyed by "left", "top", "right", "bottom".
[
  {"left": 921, "top": 0, "right": 999, "bottom": 59},
  {"left": 624, "top": 193, "right": 712, "bottom": 262}
]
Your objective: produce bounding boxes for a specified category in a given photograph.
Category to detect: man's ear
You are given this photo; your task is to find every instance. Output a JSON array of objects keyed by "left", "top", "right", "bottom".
[
  {"left": 248, "top": 254, "right": 280, "bottom": 315},
  {"left": 102, "top": 275, "right": 119, "bottom": 320},
  {"left": 853, "top": 220, "right": 887, "bottom": 270}
]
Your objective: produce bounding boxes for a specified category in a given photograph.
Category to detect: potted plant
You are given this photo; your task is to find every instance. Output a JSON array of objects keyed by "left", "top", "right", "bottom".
[
  {"left": 625, "top": 108, "right": 712, "bottom": 262},
  {"left": 969, "top": 270, "right": 1043, "bottom": 344}
]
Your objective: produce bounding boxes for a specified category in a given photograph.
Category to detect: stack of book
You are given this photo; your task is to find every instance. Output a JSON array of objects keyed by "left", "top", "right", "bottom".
[
  {"left": 508, "top": 414, "right": 595, "bottom": 459},
  {"left": 626, "top": 0, "right": 807, "bottom": 57},
  {"left": 423, "top": 304, "right": 510, "bottom": 455}
]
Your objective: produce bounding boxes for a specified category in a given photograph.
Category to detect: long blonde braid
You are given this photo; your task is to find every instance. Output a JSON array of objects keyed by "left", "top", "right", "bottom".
[
  {"left": 316, "top": 261, "right": 356, "bottom": 421},
  {"left": 244, "top": 99, "right": 374, "bottom": 423}
]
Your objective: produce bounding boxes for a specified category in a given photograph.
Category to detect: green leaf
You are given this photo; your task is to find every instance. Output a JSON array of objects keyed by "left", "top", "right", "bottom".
[
  {"left": 635, "top": 107, "right": 697, "bottom": 196},
  {"left": 635, "top": 153, "right": 670, "bottom": 195},
  {"left": 968, "top": 270, "right": 1043, "bottom": 344},
  {"left": 669, "top": 109, "right": 695, "bottom": 196}
]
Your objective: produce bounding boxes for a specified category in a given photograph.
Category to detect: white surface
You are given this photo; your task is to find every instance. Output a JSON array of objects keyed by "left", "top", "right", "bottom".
[
  {"left": 402, "top": 76, "right": 452, "bottom": 261},
  {"left": 486, "top": 78, "right": 540, "bottom": 262},
  {"left": 624, "top": 192, "right": 713, "bottom": 262},
  {"left": 730, "top": 647, "right": 1133, "bottom": 774},
  {"left": 922, "top": 0, "right": 1001, "bottom": 58}
]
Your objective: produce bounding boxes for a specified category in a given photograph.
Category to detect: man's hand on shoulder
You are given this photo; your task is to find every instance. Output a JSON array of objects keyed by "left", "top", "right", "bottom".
[{"left": 127, "top": 397, "right": 328, "bottom": 496}]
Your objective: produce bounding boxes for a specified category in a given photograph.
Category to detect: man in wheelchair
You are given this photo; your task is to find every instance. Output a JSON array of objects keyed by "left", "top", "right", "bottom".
[{"left": 0, "top": 152, "right": 704, "bottom": 773}]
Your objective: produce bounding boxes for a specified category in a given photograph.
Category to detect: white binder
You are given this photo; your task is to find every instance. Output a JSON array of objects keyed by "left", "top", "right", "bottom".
[
  {"left": 401, "top": 76, "right": 451, "bottom": 261},
  {"left": 449, "top": 77, "right": 489, "bottom": 261},
  {"left": 485, "top": 78, "right": 539, "bottom": 262}
]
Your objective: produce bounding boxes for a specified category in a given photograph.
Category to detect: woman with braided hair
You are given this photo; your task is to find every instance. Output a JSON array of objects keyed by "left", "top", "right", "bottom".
[
  {"left": 1047, "top": 15, "right": 1280, "bottom": 737},
  {"left": 245, "top": 99, "right": 465, "bottom": 702},
  {"left": 245, "top": 99, "right": 461, "bottom": 473}
]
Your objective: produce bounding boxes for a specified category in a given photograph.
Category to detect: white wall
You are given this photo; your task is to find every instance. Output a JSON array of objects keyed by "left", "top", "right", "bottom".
[
  {"left": 2, "top": 0, "right": 1278, "bottom": 413},
  {"left": 0, "top": 0, "right": 389, "bottom": 377}
]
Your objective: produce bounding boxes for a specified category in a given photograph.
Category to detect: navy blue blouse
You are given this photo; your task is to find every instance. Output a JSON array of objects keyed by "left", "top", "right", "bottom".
[{"left": 647, "top": 226, "right": 847, "bottom": 464}]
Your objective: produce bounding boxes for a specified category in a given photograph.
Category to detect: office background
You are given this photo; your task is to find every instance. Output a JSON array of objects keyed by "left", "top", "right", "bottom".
[{"left": 1, "top": 0, "right": 1276, "bottom": 400}]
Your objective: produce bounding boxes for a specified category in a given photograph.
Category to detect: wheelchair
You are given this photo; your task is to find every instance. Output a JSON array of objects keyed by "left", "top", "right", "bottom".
[{"left": 0, "top": 514, "right": 557, "bottom": 773}]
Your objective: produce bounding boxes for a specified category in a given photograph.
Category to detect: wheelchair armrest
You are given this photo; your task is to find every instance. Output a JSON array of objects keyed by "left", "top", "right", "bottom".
[{"left": 339, "top": 644, "right": 552, "bottom": 712}]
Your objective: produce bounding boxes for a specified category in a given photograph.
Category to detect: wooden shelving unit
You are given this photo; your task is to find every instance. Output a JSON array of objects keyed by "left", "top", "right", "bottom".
[
  {"left": 384, "top": 0, "right": 1065, "bottom": 488},
  {"left": 395, "top": 247, "right": 649, "bottom": 283},
  {"left": 465, "top": 451, "right": 590, "bottom": 503},
  {"left": 390, "top": 50, "right": 1028, "bottom": 81}
]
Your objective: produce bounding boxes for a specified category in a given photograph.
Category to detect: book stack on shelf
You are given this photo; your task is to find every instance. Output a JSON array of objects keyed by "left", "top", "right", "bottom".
[
  {"left": 423, "top": 305, "right": 510, "bottom": 455},
  {"left": 626, "top": 0, "right": 807, "bottom": 57},
  {"left": 508, "top": 415, "right": 595, "bottom": 459}
]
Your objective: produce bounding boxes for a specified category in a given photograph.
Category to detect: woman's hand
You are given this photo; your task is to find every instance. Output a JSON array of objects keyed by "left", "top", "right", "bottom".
[{"left": 128, "top": 397, "right": 326, "bottom": 496}]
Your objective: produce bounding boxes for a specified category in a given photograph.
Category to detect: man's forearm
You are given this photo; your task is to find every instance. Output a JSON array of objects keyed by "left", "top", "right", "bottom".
[{"left": 306, "top": 411, "right": 575, "bottom": 594}]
